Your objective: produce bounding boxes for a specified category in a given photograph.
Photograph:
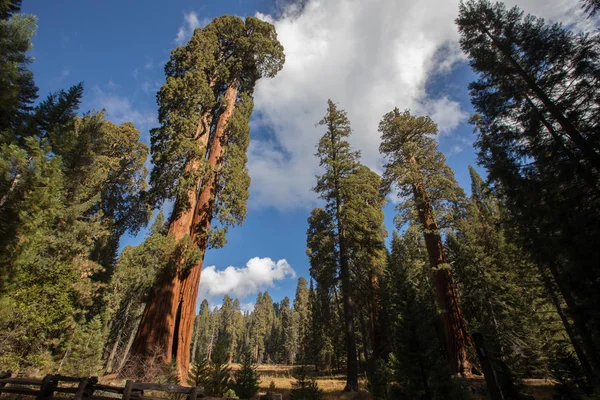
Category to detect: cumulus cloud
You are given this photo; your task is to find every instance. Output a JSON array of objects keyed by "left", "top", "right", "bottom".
[
  {"left": 247, "top": 0, "right": 591, "bottom": 211},
  {"left": 198, "top": 257, "right": 296, "bottom": 302},
  {"left": 175, "top": 12, "right": 209, "bottom": 45}
]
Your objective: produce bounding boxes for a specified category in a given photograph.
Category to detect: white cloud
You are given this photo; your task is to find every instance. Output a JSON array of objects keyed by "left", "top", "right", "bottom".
[
  {"left": 248, "top": 0, "right": 592, "bottom": 211},
  {"left": 240, "top": 302, "right": 256, "bottom": 313},
  {"left": 423, "top": 96, "right": 468, "bottom": 135},
  {"left": 141, "top": 80, "right": 161, "bottom": 95},
  {"left": 175, "top": 12, "right": 209, "bottom": 45},
  {"left": 198, "top": 257, "right": 296, "bottom": 302},
  {"left": 90, "top": 84, "right": 156, "bottom": 131}
]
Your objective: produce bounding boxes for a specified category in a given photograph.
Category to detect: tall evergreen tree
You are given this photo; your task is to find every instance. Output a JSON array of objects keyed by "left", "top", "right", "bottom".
[
  {"left": 191, "top": 299, "right": 211, "bottom": 363},
  {"left": 104, "top": 212, "right": 174, "bottom": 375},
  {"left": 294, "top": 277, "right": 310, "bottom": 358},
  {"left": 280, "top": 297, "right": 298, "bottom": 364},
  {"left": 447, "top": 166, "right": 565, "bottom": 394},
  {"left": 343, "top": 165, "right": 387, "bottom": 360},
  {"left": 132, "top": 15, "right": 285, "bottom": 378},
  {"left": 306, "top": 208, "right": 337, "bottom": 372},
  {"left": 457, "top": 0, "right": 600, "bottom": 379},
  {"left": 313, "top": 100, "right": 361, "bottom": 391},
  {"left": 233, "top": 347, "right": 260, "bottom": 399},
  {"left": 383, "top": 229, "right": 470, "bottom": 400},
  {"left": 0, "top": 0, "right": 37, "bottom": 138},
  {"left": 379, "top": 109, "right": 471, "bottom": 376}
]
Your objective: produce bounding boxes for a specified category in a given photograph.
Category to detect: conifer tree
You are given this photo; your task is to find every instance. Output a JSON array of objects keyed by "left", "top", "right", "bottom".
[
  {"left": 379, "top": 109, "right": 471, "bottom": 376},
  {"left": 343, "top": 165, "right": 387, "bottom": 360},
  {"left": 306, "top": 208, "right": 337, "bottom": 372},
  {"left": 457, "top": 0, "right": 600, "bottom": 378},
  {"left": 313, "top": 100, "right": 361, "bottom": 390},
  {"left": 233, "top": 347, "right": 260, "bottom": 399},
  {"left": 289, "top": 365, "right": 324, "bottom": 400},
  {"left": 191, "top": 299, "right": 212, "bottom": 364},
  {"left": 447, "top": 167, "right": 565, "bottom": 393},
  {"left": 205, "top": 335, "right": 232, "bottom": 397},
  {"left": 280, "top": 297, "right": 298, "bottom": 364},
  {"left": 384, "top": 229, "right": 470, "bottom": 400},
  {"left": 0, "top": 0, "right": 37, "bottom": 138},
  {"left": 187, "top": 357, "right": 210, "bottom": 388},
  {"left": 132, "top": 15, "right": 285, "bottom": 378},
  {"left": 294, "top": 277, "right": 310, "bottom": 357}
]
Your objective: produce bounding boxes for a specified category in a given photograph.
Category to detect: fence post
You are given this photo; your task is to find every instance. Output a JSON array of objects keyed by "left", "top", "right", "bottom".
[
  {"left": 122, "top": 380, "right": 133, "bottom": 400},
  {"left": 473, "top": 332, "right": 504, "bottom": 400},
  {"left": 36, "top": 375, "right": 57, "bottom": 400}
]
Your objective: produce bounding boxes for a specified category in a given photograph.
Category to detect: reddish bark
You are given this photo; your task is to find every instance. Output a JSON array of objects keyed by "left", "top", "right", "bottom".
[
  {"left": 411, "top": 158, "right": 471, "bottom": 376},
  {"left": 130, "top": 111, "right": 212, "bottom": 368},
  {"left": 173, "top": 82, "right": 240, "bottom": 378}
]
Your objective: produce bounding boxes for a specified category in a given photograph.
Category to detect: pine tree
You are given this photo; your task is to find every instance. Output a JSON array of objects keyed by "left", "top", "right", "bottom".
[
  {"left": 313, "top": 100, "right": 361, "bottom": 391},
  {"left": 0, "top": 0, "right": 37, "bottom": 137},
  {"left": 289, "top": 365, "right": 324, "bottom": 400},
  {"left": 0, "top": 81, "right": 149, "bottom": 373},
  {"left": 383, "top": 229, "right": 470, "bottom": 400},
  {"left": 280, "top": 297, "right": 298, "bottom": 364},
  {"left": 378, "top": 109, "right": 471, "bottom": 376},
  {"left": 343, "top": 165, "right": 387, "bottom": 361},
  {"left": 187, "top": 357, "right": 210, "bottom": 388},
  {"left": 293, "top": 278, "right": 310, "bottom": 359},
  {"left": 457, "top": 0, "right": 600, "bottom": 380},
  {"left": 206, "top": 335, "right": 232, "bottom": 397},
  {"left": 132, "top": 15, "right": 285, "bottom": 378},
  {"left": 232, "top": 348, "right": 260, "bottom": 399},
  {"left": 306, "top": 208, "right": 337, "bottom": 372},
  {"left": 446, "top": 166, "right": 565, "bottom": 394}
]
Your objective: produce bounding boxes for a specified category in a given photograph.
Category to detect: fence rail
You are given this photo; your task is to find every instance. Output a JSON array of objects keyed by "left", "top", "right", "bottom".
[{"left": 0, "top": 372, "right": 203, "bottom": 400}]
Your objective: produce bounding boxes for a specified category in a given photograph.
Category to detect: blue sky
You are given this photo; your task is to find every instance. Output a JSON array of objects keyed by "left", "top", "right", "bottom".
[{"left": 21, "top": 0, "right": 585, "bottom": 311}]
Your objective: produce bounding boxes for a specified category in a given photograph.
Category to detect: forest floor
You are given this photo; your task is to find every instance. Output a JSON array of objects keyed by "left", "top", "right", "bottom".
[{"left": 241, "top": 364, "right": 557, "bottom": 400}]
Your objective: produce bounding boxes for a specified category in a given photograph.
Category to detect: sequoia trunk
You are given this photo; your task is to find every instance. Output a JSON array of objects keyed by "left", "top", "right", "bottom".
[
  {"left": 172, "top": 82, "right": 240, "bottom": 378},
  {"left": 130, "top": 110, "right": 212, "bottom": 367},
  {"left": 410, "top": 158, "right": 471, "bottom": 376}
]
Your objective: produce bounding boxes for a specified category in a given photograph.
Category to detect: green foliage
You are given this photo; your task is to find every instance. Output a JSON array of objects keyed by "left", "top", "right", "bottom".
[
  {"left": 59, "top": 315, "right": 105, "bottom": 377},
  {"left": 289, "top": 365, "right": 323, "bottom": 400},
  {"left": 378, "top": 108, "right": 464, "bottom": 230},
  {"left": 458, "top": 0, "right": 600, "bottom": 385},
  {"left": 381, "top": 229, "right": 470, "bottom": 400},
  {"left": 446, "top": 167, "right": 563, "bottom": 381},
  {"left": 149, "top": 15, "right": 284, "bottom": 236},
  {"left": 0, "top": 0, "right": 37, "bottom": 137},
  {"left": 280, "top": 296, "right": 298, "bottom": 365},
  {"left": 0, "top": 18, "right": 149, "bottom": 371},
  {"left": 188, "top": 357, "right": 210, "bottom": 388},
  {"left": 550, "top": 342, "right": 595, "bottom": 399},
  {"left": 204, "top": 335, "right": 232, "bottom": 397},
  {"left": 233, "top": 348, "right": 260, "bottom": 399},
  {"left": 367, "top": 358, "right": 392, "bottom": 400}
]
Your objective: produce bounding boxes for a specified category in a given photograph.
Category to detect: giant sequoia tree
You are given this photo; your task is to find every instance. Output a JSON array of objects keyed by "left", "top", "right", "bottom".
[
  {"left": 457, "top": 0, "right": 600, "bottom": 379},
  {"left": 379, "top": 109, "right": 471, "bottom": 376},
  {"left": 131, "top": 16, "right": 284, "bottom": 378}
]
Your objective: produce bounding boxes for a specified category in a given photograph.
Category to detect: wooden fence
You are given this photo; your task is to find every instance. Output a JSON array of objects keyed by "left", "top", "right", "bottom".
[{"left": 0, "top": 372, "right": 203, "bottom": 400}]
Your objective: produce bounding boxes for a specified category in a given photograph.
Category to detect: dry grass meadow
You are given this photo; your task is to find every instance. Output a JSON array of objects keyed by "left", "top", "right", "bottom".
[
  {"left": 239, "top": 364, "right": 556, "bottom": 400},
  {"left": 100, "top": 364, "right": 556, "bottom": 400}
]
